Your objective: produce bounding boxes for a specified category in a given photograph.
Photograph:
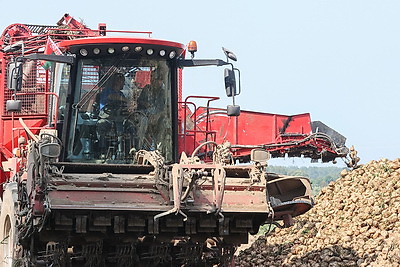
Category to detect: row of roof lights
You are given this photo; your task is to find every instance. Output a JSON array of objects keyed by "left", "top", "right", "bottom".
[{"left": 79, "top": 46, "right": 176, "bottom": 59}]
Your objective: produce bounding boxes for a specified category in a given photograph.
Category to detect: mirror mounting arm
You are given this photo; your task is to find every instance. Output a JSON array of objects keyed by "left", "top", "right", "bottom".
[
  {"left": 178, "top": 59, "right": 229, "bottom": 68},
  {"left": 233, "top": 67, "right": 241, "bottom": 96},
  {"left": 23, "top": 53, "right": 76, "bottom": 65}
]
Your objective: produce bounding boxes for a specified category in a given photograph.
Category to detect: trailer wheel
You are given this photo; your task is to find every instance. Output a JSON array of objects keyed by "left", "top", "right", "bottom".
[{"left": 0, "top": 183, "right": 18, "bottom": 267}]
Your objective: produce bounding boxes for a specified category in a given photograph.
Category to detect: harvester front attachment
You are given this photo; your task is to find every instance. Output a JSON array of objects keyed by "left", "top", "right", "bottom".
[{"left": 14, "top": 141, "right": 314, "bottom": 266}]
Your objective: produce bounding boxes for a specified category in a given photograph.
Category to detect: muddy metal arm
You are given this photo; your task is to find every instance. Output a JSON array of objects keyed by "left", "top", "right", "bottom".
[
  {"left": 231, "top": 123, "right": 358, "bottom": 168},
  {"left": 183, "top": 107, "right": 358, "bottom": 167}
]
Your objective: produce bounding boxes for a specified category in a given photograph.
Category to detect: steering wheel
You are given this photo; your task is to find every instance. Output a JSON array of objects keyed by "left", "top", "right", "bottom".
[{"left": 99, "top": 100, "right": 128, "bottom": 118}]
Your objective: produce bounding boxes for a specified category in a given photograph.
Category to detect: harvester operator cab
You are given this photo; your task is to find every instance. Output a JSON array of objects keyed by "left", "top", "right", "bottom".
[
  {"left": 69, "top": 56, "right": 173, "bottom": 163},
  {"left": 6, "top": 47, "right": 176, "bottom": 164}
]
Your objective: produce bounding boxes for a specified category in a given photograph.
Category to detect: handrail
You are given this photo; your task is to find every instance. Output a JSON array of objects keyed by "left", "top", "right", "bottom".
[{"left": 179, "top": 96, "right": 220, "bottom": 157}]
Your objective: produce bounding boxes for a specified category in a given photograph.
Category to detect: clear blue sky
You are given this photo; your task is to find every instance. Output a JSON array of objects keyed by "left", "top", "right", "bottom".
[{"left": 2, "top": 1, "right": 399, "bottom": 165}]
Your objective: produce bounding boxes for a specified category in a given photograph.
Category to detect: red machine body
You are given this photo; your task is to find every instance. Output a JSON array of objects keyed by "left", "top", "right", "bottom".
[
  {"left": 0, "top": 15, "right": 349, "bottom": 187},
  {"left": 0, "top": 14, "right": 352, "bottom": 266}
]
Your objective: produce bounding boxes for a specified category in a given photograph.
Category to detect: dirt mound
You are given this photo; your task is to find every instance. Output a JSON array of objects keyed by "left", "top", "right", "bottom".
[{"left": 236, "top": 158, "right": 400, "bottom": 266}]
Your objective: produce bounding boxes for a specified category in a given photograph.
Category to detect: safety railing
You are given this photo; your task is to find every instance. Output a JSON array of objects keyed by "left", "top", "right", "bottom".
[{"left": 178, "top": 96, "right": 219, "bottom": 157}]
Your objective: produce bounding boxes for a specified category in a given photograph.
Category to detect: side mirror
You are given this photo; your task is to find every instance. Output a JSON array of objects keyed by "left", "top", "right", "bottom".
[
  {"left": 39, "top": 143, "right": 61, "bottom": 158},
  {"left": 227, "top": 104, "right": 240, "bottom": 117},
  {"left": 7, "top": 61, "right": 23, "bottom": 91},
  {"left": 6, "top": 100, "right": 22, "bottom": 112},
  {"left": 224, "top": 68, "right": 237, "bottom": 97}
]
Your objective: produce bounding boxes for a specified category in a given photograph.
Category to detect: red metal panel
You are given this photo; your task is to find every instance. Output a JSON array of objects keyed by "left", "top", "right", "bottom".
[
  {"left": 58, "top": 37, "right": 186, "bottom": 50},
  {"left": 192, "top": 189, "right": 269, "bottom": 213},
  {"left": 1, "top": 117, "right": 47, "bottom": 157},
  {"left": 48, "top": 190, "right": 166, "bottom": 210},
  {"left": 194, "top": 107, "right": 312, "bottom": 147},
  {"left": 2, "top": 61, "right": 49, "bottom": 116},
  {"left": 0, "top": 152, "right": 8, "bottom": 193}
]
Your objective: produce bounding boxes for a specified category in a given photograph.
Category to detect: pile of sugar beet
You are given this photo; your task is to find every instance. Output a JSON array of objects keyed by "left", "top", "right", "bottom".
[{"left": 236, "top": 158, "right": 400, "bottom": 266}]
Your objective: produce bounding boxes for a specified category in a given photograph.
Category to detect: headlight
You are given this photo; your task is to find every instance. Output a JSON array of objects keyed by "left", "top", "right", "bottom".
[
  {"left": 169, "top": 51, "right": 176, "bottom": 59},
  {"left": 93, "top": 48, "right": 100, "bottom": 54},
  {"left": 79, "top": 49, "right": 88, "bottom": 56},
  {"left": 146, "top": 49, "right": 154, "bottom": 55}
]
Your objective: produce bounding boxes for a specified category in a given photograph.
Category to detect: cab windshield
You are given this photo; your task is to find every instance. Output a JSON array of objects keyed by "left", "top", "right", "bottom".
[{"left": 66, "top": 57, "right": 173, "bottom": 163}]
